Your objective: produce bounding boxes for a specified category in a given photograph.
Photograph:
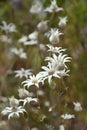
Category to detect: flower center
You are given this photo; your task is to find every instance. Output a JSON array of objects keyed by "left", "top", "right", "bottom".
[
  {"left": 32, "top": 78, "right": 38, "bottom": 83},
  {"left": 48, "top": 69, "right": 55, "bottom": 75}
]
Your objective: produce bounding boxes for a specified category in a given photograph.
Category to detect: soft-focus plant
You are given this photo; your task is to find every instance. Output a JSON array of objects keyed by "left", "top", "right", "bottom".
[{"left": 0, "top": 0, "right": 86, "bottom": 130}]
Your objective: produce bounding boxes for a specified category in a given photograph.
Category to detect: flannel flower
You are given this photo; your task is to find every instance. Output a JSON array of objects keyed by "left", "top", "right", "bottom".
[
  {"left": 14, "top": 68, "right": 32, "bottom": 78},
  {"left": 39, "top": 51, "right": 71, "bottom": 84},
  {"left": 1, "top": 106, "right": 26, "bottom": 119},
  {"left": 37, "top": 20, "right": 48, "bottom": 32},
  {"left": 24, "top": 31, "right": 38, "bottom": 46},
  {"left": 73, "top": 102, "right": 82, "bottom": 112},
  {"left": 1, "top": 96, "right": 26, "bottom": 119},
  {"left": 61, "top": 114, "right": 75, "bottom": 119},
  {"left": 0, "top": 21, "right": 17, "bottom": 33},
  {"left": 18, "top": 35, "right": 28, "bottom": 44},
  {"left": 11, "top": 48, "right": 27, "bottom": 59},
  {"left": 19, "top": 97, "right": 38, "bottom": 106},
  {"left": 45, "top": 53, "right": 71, "bottom": 69},
  {"left": 46, "top": 44, "right": 66, "bottom": 54},
  {"left": 28, "top": 31, "right": 38, "bottom": 40},
  {"left": 18, "top": 88, "right": 31, "bottom": 98},
  {"left": 39, "top": 62, "right": 69, "bottom": 84},
  {"left": 30, "top": 0, "right": 43, "bottom": 14},
  {"left": 18, "top": 88, "right": 38, "bottom": 106},
  {"left": 44, "top": 0, "right": 63, "bottom": 13},
  {"left": 58, "top": 16, "right": 68, "bottom": 28},
  {"left": 45, "top": 28, "right": 63, "bottom": 44},
  {"left": 22, "top": 73, "right": 44, "bottom": 88}
]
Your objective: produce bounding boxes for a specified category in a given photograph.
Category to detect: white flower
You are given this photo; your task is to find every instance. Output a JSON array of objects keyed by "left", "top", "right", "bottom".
[
  {"left": 11, "top": 48, "right": 27, "bottom": 59},
  {"left": 18, "top": 88, "right": 31, "bottom": 98},
  {"left": 37, "top": 20, "right": 48, "bottom": 32},
  {"left": 0, "top": 21, "right": 17, "bottom": 33},
  {"left": 22, "top": 73, "right": 44, "bottom": 88},
  {"left": 59, "top": 17, "right": 68, "bottom": 27},
  {"left": 45, "top": 28, "right": 63, "bottom": 44},
  {"left": 18, "top": 32, "right": 38, "bottom": 46},
  {"left": 14, "top": 68, "right": 32, "bottom": 78},
  {"left": 1, "top": 106, "right": 26, "bottom": 119},
  {"left": 9, "top": 96, "right": 19, "bottom": 107},
  {"left": 40, "top": 62, "right": 60, "bottom": 84},
  {"left": 28, "top": 31, "right": 38, "bottom": 40},
  {"left": 1, "top": 96, "right": 26, "bottom": 119},
  {"left": 44, "top": 0, "right": 63, "bottom": 13},
  {"left": 24, "top": 40, "right": 38, "bottom": 46},
  {"left": 46, "top": 44, "right": 66, "bottom": 53},
  {"left": 30, "top": 1, "right": 43, "bottom": 14},
  {"left": 59, "top": 124, "right": 65, "bottom": 130},
  {"left": 61, "top": 114, "right": 75, "bottom": 119},
  {"left": 45, "top": 53, "right": 71, "bottom": 69},
  {"left": 40, "top": 52, "right": 71, "bottom": 84},
  {"left": 20, "top": 97, "right": 38, "bottom": 106},
  {"left": 21, "top": 31, "right": 39, "bottom": 46},
  {"left": 18, "top": 36, "right": 28, "bottom": 43},
  {"left": 73, "top": 102, "right": 82, "bottom": 112},
  {"left": 40, "top": 62, "right": 69, "bottom": 84}
]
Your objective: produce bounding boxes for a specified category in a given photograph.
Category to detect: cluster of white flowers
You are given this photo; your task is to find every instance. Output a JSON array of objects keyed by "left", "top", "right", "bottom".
[
  {"left": 39, "top": 49, "right": 71, "bottom": 84},
  {"left": 0, "top": 0, "right": 83, "bottom": 129}
]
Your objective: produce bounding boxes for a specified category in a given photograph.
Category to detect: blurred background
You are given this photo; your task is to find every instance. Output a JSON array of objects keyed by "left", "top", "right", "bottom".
[{"left": 0, "top": 0, "right": 87, "bottom": 130}]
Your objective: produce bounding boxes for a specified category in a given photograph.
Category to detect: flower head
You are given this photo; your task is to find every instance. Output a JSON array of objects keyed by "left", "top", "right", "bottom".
[
  {"left": 14, "top": 68, "right": 32, "bottom": 78},
  {"left": 11, "top": 48, "right": 27, "bottom": 59},
  {"left": 20, "top": 97, "right": 38, "bottom": 106},
  {"left": 73, "top": 102, "right": 82, "bottom": 112},
  {"left": 40, "top": 62, "right": 69, "bottom": 84},
  {"left": 0, "top": 21, "right": 17, "bottom": 33},
  {"left": 61, "top": 114, "right": 75, "bottom": 119},
  {"left": 23, "top": 31, "right": 38, "bottom": 46},
  {"left": 30, "top": 0, "right": 43, "bottom": 14},
  {"left": 44, "top": 0, "right": 63, "bottom": 13},
  {"left": 18, "top": 35, "right": 28, "bottom": 44},
  {"left": 18, "top": 88, "right": 30, "bottom": 98},
  {"left": 45, "top": 53, "right": 71, "bottom": 69},
  {"left": 1, "top": 106, "right": 26, "bottom": 119},
  {"left": 9, "top": 96, "right": 19, "bottom": 107},
  {"left": 1, "top": 96, "right": 26, "bottom": 119},
  {"left": 45, "top": 28, "right": 63, "bottom": 44},
  {"left": 22, "top": 73, "right": 44, "bottom": 88},
  {"left": 28, "top": 31, "right": 38, "bottom": 40},
  {"left": 24, "top": 40, "right": 38, "bottom": 46},
  {"left": 37, "top": 20, "right": 48, "bottom": 32},
  {"left": 58, "top": 16, "right": 68, "bottom": 27},
  {"left": 46, "top": 44, "right": 66, "bottom": 54}
]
